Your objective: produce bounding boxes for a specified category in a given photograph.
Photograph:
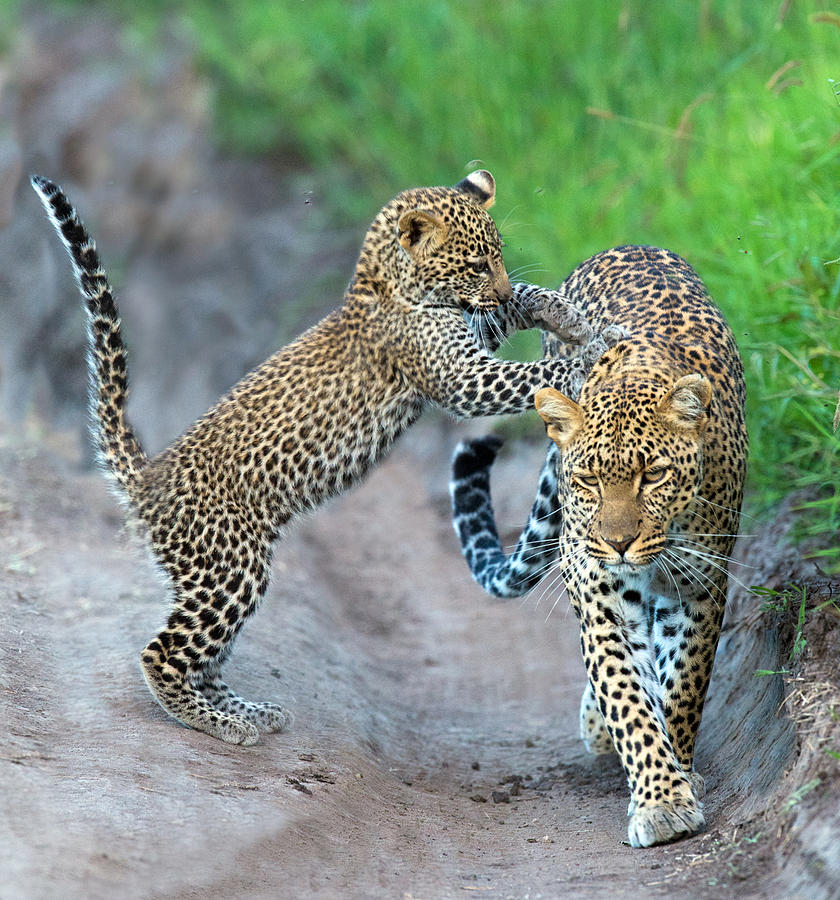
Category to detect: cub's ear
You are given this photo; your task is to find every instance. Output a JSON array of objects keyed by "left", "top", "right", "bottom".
[
  {"left": 454, "top": 170, "right": 496, "bottom": 209},
  {"left": 657, "top": 374, "right": 712, "bottom": 435},
  {"left": 535, "top": 387, "right": 583, "bottom": 448},
  {"left": 397, "top": 209, "right": 449, "bottom": 260}
]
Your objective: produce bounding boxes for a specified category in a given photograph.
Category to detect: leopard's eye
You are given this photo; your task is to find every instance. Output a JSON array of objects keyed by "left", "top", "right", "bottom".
[
  {"left": 641, "top": 466, "right": 669, "bottom": 486},
  {"left": 574, "top": 473, "right": 599, "bottom": 491},
  {"left": 470, "top": 259, "right": 491, "bottom": 275}
]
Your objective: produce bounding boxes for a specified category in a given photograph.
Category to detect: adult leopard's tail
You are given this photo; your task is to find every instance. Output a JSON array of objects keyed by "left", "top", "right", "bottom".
[
  {"left": 449, "top": 436, "right": 562, "bottom": 598},
  {"left": 31, "top": 176, "right": 147, "bottom": 493}
]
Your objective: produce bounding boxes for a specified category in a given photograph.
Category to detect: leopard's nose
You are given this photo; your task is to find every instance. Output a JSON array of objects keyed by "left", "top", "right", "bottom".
[
  {"left": 604, "top": 535, "right": 636, "bottom": 556},
  {"left": 495, "top": 273, "right": 513, "bottom": 303}
]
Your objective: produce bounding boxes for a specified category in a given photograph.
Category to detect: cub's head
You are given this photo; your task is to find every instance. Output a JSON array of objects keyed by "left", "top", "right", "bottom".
[
  {"left": 390, "top": 170, "right": 512, "bottom": 310},
  {"left": 535, "top": 374, "right": 712, "bottom": 571}
]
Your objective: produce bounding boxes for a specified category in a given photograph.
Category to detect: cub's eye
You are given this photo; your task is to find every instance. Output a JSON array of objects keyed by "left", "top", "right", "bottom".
[
  {"left": 641, "top": 467, "right": 669, "bottom": 486},
  {"left": 574, "top": 474, "right": 599, "bottom": 491},
  {"left": 470, "top": 259, "right": 491, "bottom": 275}
]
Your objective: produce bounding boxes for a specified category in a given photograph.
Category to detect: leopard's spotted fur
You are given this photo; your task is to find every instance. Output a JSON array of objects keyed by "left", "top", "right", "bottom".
[
  {"left": 450, "top": 246, "right": 747, "bottom": 847},
  {"left": 32, "top": 171, "right": 615, "bottom": 746}
]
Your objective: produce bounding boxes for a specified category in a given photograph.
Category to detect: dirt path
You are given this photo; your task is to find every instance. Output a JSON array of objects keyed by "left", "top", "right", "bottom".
[{"left": 1, "top": 419, "right": 819, "bottom": 900}]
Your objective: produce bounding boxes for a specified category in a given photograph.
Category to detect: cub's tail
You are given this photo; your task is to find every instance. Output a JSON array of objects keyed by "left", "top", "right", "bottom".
[{"left": 31, "top": 175, "right": 147, "bottom": 494}]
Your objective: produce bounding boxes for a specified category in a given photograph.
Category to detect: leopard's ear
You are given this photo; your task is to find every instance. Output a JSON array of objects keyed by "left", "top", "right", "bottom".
[
  {"left": 657, "top": 374, "right": 712, "bottom": 435},
  {"left": 397, "top": 209, "right": 449, "bottom": 260},
  {"left": 535, "top": 387, "right": 583, "bottom": 448},
  {"left": 454, "top": 170, "right": 496, "bottom": 209}
]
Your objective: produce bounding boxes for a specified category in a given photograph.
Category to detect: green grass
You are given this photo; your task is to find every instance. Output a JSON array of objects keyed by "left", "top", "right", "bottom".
[{"left": 11, "top": 0, "right": 840, "bottom": 557}]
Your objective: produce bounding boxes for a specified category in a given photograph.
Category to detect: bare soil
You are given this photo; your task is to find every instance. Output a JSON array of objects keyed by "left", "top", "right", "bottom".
[{"left": 1, "top": 421, "right": 838, "bottom": 900}]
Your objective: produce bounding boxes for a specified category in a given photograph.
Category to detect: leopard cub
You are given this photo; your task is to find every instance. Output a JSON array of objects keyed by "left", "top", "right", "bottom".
[{"left": 33, "top": 171, "right": 614, "bottom": 745}]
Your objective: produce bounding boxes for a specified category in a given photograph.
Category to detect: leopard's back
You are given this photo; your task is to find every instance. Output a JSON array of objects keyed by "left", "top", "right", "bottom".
[
  {"left": 549, "top": 246, "right": 743, "bottom": 391},
  {"left": 552, "top": 245, "right": 747, "bottom": 529},
  {"left": 450, "top": 244, "right": 748, "bottom": 847}
]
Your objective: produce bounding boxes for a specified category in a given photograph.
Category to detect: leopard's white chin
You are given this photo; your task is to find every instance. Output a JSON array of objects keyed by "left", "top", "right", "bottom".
[{"left": 604, "top": 560, "right": 654, "bottom": 578}]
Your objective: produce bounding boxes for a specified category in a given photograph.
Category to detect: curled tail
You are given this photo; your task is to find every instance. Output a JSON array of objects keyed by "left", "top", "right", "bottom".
[
  {"left": 31, "top": 175, "right": 147, "bottom": 493},
  {"left": 449, "top": 436, "right": 562, "bottom": 597}
]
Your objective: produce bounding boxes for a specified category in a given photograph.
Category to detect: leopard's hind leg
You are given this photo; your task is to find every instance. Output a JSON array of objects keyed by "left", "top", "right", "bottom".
[
  {"left": 579, "top": 681, "right": 615, "bottom": 756},
  {"left": 140, "top": 503, "right": 291, "bottom": 744}
]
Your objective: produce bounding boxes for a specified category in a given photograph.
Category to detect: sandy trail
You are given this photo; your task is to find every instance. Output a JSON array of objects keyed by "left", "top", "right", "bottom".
[{"left": 2, "top": 421, "right": 769, "bottom": 900}]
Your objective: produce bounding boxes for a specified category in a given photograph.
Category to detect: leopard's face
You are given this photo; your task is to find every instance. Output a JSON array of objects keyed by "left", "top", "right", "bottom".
[
  {"left": 535, "top": 373, "right": 712, "bottom": 571},
  {"left": 394, "top": 171, "right": 513, "bottom": 311}
]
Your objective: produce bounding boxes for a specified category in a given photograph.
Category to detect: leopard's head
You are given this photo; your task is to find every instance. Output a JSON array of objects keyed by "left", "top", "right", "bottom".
[
  {"left": 387, "top": 170, "right": 512, "bottom": 310},
  {"left": 535, "top": 374, "right": 712, "bottom": 571}
]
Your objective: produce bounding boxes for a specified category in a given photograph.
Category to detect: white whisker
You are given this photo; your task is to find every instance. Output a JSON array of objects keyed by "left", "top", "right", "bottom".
[
  {"left": 508, "top": 264, "right": 549, "bottom": 279},
  {"left": 666, "top": 537, "right": 758, "bottom": 568},
  {"left": 528, "top": 544, "right": 587, "bottom": 609},
  {"left": 672, "top": 544, "right": 752, "bottom": 592},
  {"left": 654, "top": 556, "right": 684, "bottom": 613},
  {"left": 508, "top": 547, "right": 559, "bottom": 567},
  {"left": 661, "top": 549, "right": 722, "bottom": 606},
  {"left": 545, "top": 581, "right": 571, "bottom": 622},
  {"left": 486, "top": 309, "right": 510, "bottom": 350},
  {"left": 693, "top": 494, "right": 758, "bottom": 524}
]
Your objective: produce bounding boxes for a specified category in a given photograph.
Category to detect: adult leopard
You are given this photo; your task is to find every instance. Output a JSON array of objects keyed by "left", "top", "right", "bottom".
[
  {"left": 32, "top": 171, "right": 616, "bottom": 746},
  {"left": 449, "top": 245, "right": 747, "bottom": 847}
]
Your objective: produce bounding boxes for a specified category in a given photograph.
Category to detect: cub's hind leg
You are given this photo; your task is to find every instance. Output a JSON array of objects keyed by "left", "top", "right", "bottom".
[
  {"left": 141, "top": 626, "right": 259, "bottom": 745},
  {"left": 194, "top": 667, "right": 292, "bottom": 735},
  {"left": 140, "top": 504, "right": 290, "bottom": 744}
]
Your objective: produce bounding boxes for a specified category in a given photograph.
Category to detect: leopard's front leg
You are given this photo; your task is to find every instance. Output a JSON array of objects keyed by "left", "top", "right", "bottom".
[
  {"left": 465, "top": 283, "right": 624, "bottom": 388},
  {"left": 572, "top": 571, "right": 704, "bottom": 847},
  {"left": 652, "top": 571, "right": 727, "bottom": 788},
  {"left": 403, "top": 305, "right": 615, "bottom": 418}
]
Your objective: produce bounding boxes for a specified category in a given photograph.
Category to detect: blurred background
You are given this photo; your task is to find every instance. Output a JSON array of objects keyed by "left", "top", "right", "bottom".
[{"left": 0, "top": 0, "right": 838, "bottom": 559}]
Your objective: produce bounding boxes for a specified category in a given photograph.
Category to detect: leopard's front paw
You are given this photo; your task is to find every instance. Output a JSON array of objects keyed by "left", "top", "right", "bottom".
[
  {"left": 687, "top": 771, "right": 706, "bottom": 800},
  {"left": 628, "top": 798, "right": 705, "bottom": 847},
  {"left": 247, "top": 702, "right": 294, "bottom": 734}
]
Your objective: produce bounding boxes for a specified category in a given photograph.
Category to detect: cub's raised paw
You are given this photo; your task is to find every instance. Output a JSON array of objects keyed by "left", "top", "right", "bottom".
[
  {"left": 575, "top": 323, "right": 630, "bottom": 372},
  {"left": 578, "top": 333, "right": 612, "bottom": 369},
  {"left": 529, "top": 290, "right": 593, "bottom": 345},
  {"left": 563, "top": 359, "right": 587, "bottom": 403},
  {"left": 628, "top": 800, "right": 705, "bottom": 848},
  {"left": 600, "top": 323, "right": 630, "bottom": 347}
]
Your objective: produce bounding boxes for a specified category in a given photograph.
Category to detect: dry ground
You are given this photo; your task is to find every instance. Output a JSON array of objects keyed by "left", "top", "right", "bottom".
[{"left": 1, "top": 420, "right": 837, "bottom": 900}]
